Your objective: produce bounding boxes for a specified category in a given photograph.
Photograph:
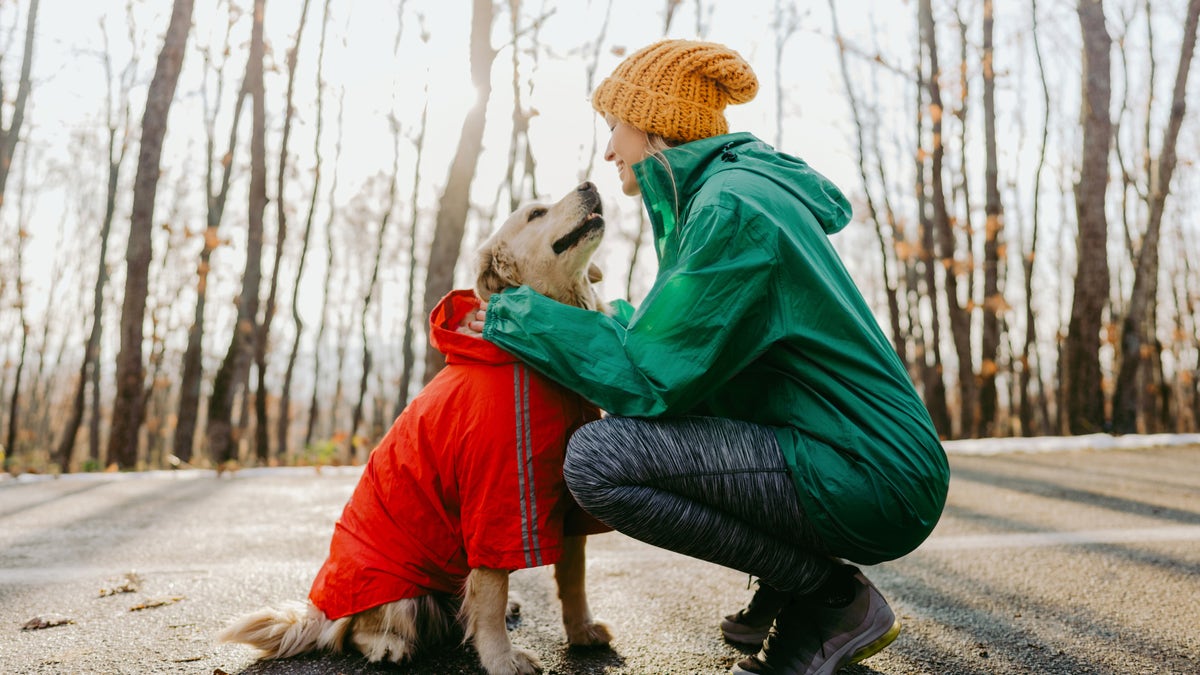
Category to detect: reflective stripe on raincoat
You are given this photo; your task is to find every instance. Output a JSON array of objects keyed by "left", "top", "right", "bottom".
[
  {"left": 483, "top": 133, "right": 949, "bottom": 565},
  {"left": 309, "top": 290, "right": 607, "bottom": 620}
]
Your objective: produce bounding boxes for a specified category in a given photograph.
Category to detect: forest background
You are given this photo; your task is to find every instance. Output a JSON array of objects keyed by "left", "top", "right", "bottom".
[{"left": 1, "top": 0, "right": 1198, "bottom": 474}]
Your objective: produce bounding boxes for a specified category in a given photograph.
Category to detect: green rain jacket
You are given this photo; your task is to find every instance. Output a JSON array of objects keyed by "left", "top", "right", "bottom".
[{"left": 484, "top": 132, "right": 949, "bottom": 564}]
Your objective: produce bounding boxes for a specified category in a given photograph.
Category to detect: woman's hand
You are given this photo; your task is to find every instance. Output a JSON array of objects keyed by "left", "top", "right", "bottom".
[{"left": 457, "top": 300, "right": 488, "bottom": 337}]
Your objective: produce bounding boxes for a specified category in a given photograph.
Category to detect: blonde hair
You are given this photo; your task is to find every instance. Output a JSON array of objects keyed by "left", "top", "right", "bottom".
[{"left": 642, "top": 132, "right": 682, "bottom": 221}]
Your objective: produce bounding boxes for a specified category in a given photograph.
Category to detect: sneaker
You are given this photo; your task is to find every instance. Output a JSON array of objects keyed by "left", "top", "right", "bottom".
[
  {"left": 729, "top": 567, "right": 900, "bottom": 675},
  {"left": 720, "top": 580, "right": 789, "bottom": 645}
]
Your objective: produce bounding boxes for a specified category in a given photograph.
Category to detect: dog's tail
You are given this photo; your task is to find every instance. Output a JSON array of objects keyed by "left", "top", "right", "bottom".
[{"left": 217, "top": 600, "right": 351, "bottom": 659}]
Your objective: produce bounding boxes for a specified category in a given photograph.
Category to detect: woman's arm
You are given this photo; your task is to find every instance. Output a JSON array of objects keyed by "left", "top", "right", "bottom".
[{"left": 484, "top": 204, "right": 776, "bottom": 417}]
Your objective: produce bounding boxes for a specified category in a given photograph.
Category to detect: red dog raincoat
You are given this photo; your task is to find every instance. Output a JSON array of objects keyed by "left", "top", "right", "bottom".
[{"left": 309, "top": 290, "right": 609, "bottom": 620}]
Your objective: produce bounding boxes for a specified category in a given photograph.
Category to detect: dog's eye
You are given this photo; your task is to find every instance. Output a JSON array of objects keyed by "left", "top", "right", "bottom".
[{"left": 526, "top": 207, "right": 548, "bottom": 222}]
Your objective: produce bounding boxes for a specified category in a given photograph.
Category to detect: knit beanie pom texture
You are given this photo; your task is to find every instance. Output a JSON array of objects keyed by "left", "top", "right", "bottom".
[{"left": 592, "top": 39, "right": 758, "bottom": 143}]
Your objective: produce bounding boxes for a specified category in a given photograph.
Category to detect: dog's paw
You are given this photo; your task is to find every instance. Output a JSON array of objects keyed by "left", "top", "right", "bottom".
[
  {"left": 565, "top": 618, "right": 613, "bottom": 647},
  {"left": 481, "top": 646, "right": 543, "bottom": 675}
]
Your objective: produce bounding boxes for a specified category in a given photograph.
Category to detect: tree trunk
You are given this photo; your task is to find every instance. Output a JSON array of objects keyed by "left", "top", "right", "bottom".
[
  {"left": 1021, "top": 0, "right": 1053, "bottom": 437},
  {"left": 107, "top": 0, "right": 195, "bottom": 469},
  {"left": 921, "top": 0, "right": 975, "bottom": 438},
  {"left": 580, "top": 1, "right": 614, "bottom": 182},
  {"left": 828, "top": 0, "right": 905, "bottom": 362},
  {"left": 422, "top": 0, "right": 495, "bottom": 384},
  {"left": 914, "top": 9, "right": 950, "bottom": 438},
  {"left": 256, "top": 0, "right": 313, "bottom": 464},
  {"left": 1112, "top": 0, "right": 1199, "bottom": 433},
  {"left": 979, "top": 0, "right": 1005, "bottom": 437},
  {"left": 397, "top": 94, "right": 430, "bottom": 416},
  {"left": 174, "top": 14, "right": 248, "bottom": 464},
  {"left": 0, "top": 0, "right": 38, "bottom": 207},
  {"left": 349, "top": 119, "right": 401, "bottom": 462},
  {"left": 306, "top": 93, "right": 344, "bottom": 449},
  {"left": 0, "top": 0, "right": 37, "bottom": 470},
  {"left": 55, "top": 115, "right": 127, "bottom": 472},
  {"left": 4, "top": 163, "right": 31, "bottom": 470},
  {"left": 206, "top": 0, "right": 267, "bottom": 466},
  {"left": 281, "top": 0, "right": 329, "bottom": 462},
  {"left": 1064, "top": 0, "right": 1113, "bottom": 435}
]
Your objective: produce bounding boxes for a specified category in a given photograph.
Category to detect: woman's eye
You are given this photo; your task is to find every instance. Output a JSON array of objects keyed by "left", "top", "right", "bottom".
[{"left": 527, "top": 207, "right": 548, "bottom": 222}]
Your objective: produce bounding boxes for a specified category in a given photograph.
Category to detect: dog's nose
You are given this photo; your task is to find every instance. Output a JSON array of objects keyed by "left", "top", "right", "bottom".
[{"left": 578, "top": 181, "right": 596, "bottom": 193}]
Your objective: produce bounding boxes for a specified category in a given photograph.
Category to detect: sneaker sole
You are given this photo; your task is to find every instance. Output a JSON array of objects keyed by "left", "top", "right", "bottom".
[
  {"left": 727, "top": 618, "right": 900, "bottom": 675},
  {"left": 720, "top": 619, "right": 771, "bottom": 646},
  {"left": 848, "top": 616, "right": 901, "bottom": 664}
]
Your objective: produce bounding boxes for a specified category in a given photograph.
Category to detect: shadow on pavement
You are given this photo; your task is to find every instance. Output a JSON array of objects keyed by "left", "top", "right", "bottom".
[{"left": 229, "top": 642, "right": 629, "bottom": 675}]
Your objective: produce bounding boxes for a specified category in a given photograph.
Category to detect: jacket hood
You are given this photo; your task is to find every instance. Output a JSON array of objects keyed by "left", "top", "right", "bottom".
[
  {"left": 635, "top": 132, "right": 852, "bottom": 236},
  {"left": 430, "top": 290, "right": 518, "bottom": 366}
]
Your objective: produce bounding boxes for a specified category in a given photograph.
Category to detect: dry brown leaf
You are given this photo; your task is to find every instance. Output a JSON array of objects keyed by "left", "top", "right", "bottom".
[
  {"left": 129, "top": 595, "right": 185, "bottom": 611},
  {"left": 21, "top": 615, "right": 74, "bottom": 631},
  {"left": 99, "top": 572, "right": 143, "bottom": 597}
]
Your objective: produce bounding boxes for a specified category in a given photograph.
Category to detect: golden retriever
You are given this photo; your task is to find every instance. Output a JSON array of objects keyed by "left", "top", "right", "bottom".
[{"left": 218, "top": 182, "right": 612, "bottom": 675}]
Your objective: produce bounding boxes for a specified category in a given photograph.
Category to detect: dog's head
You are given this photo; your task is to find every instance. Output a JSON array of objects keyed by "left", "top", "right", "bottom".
[{"left": 475, "top": 182, "right": 606, "bottom": 311}]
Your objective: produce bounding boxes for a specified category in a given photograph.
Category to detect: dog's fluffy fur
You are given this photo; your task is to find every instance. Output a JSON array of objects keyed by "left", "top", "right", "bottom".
[{"left": 218, "top": 183, "right": 612, "bottom": 675}]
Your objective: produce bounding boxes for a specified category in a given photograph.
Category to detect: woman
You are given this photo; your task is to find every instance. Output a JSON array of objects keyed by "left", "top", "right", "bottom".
[{"left": 469, "top": 39, "right": 949, "bottom": 675}]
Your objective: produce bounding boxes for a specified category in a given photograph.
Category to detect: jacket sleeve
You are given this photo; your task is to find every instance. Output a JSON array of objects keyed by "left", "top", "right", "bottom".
[{"left": 483, "top": 203, "right": 776, "bottom": 417}]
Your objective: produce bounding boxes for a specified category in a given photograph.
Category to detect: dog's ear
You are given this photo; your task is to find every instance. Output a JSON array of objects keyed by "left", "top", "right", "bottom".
[
  {"left": 475, "top": 242, "right": 521, "bottom": 301},
  {"left": 587, "top": 262, "right": 604, "bottom": 284}
]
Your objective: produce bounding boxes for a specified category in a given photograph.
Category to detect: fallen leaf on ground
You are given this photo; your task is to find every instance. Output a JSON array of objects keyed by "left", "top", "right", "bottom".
[
  {"left": 21, "top": 615, "right": 75, "bottom": 630},
  {"left": 129, "top": 595, "right": 185, "bottom": 611},
  {"left": 99, "top": 572, "right": 143, "bottom": 597}
]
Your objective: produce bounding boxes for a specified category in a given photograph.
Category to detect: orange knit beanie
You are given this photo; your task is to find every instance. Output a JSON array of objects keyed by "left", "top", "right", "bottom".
[{"left": 592, "top": 39, "right": 758, "bottom": 143}]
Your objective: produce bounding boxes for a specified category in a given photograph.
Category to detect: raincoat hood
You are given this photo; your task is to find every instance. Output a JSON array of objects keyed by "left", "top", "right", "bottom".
[
  {"left": 430, "top": 290, "right": 516, "bottom": 366},
  {"left": 635, "top": 132, "right": 852, "bottom": 259}
]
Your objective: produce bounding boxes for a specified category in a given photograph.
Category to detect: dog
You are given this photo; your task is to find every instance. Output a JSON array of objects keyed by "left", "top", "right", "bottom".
[{"left": 218, "top": 182, "right": 613, "bottom": 675}]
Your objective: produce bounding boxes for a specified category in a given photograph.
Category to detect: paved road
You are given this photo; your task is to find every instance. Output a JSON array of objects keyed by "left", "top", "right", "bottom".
[{"left": 2, "top": 444, "right": 1198, "bottom": 674}]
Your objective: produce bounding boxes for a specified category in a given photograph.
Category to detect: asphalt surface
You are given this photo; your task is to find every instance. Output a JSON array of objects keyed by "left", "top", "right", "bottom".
[{"left": 2, "top": 444, "right": 1199, "bottom": 675}]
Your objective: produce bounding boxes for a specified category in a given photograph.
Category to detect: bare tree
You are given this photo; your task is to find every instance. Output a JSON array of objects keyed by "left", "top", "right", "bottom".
[
  {"left": 0, "top": 0, "right": 38, "bottom": 211},
  {"left": 255, "top": 0, "right": 314, "bottom": 463},
  {"left": 979, "top": 0, "right": 1006, "bottom": 436},
  {"left": 579, "top": 0, "right": 614, "bottom": 182},
  {"left": 920, "top": 0, "right": 975, "bottom": 437},
  {"left": 107, "top": 0, "right": 195, "bottom": 469},
  {"left": 1019, "top": 0, "right": 1053, "bottom": 436},
  {"left": 914, "top": 5, "right": 951, "bottom": 438},
  {"left": 174, "top": 4, "right": 248, "bottom": 465},
  {"left": 1173, "top": 224, "right": 1200, "bottom": 430},
  {"left": 207, "top": 0, "right": 268, "bottom": 466},
  {"left": 397, "top": 49, "right": 431, "bottom": 415},
  {"left": 422, "top": 0, "right": 496, "bottom": 383},
  {"left": 1112, "top": 0, "right": 1200, "bottom": 433},
  {"left": 1063, "top": 0, "right": 1113, "bottom": 434},
  {"left": 663, "top": 0, "right": 683, "bottom": 33},
  {"left": 772, "top": 0, "right": 801, "bottom": 149},
  {"left": 305, "top": 90, "right": 344, "bottom": 449},
  {"left": 348, "top": 117, "right": 401, "bottom": 462},
  {"left": 281, "top": 0, "right": 331, "bottom": 462},
  {"left": 494, "top": 0, "right": 544, "bottom": 215},
  {"left": 55, "top": 14, "right": 138, "bottom": 473},
  {"left": 828, "top": 0, "right": 905, "bottom": 362},
  {"left": 3, "top": 154, "right": 31, "bottom": 470}
]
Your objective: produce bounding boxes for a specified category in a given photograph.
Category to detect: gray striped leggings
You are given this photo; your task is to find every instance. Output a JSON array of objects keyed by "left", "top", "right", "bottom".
[{"left": 563, "top": 415, "right": 836, "bottom": 594}]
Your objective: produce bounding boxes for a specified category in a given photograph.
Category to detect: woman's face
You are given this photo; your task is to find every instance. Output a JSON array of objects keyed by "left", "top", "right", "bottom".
[{"left": 603, "top": 114, "right": 652, "bottom": 196}]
